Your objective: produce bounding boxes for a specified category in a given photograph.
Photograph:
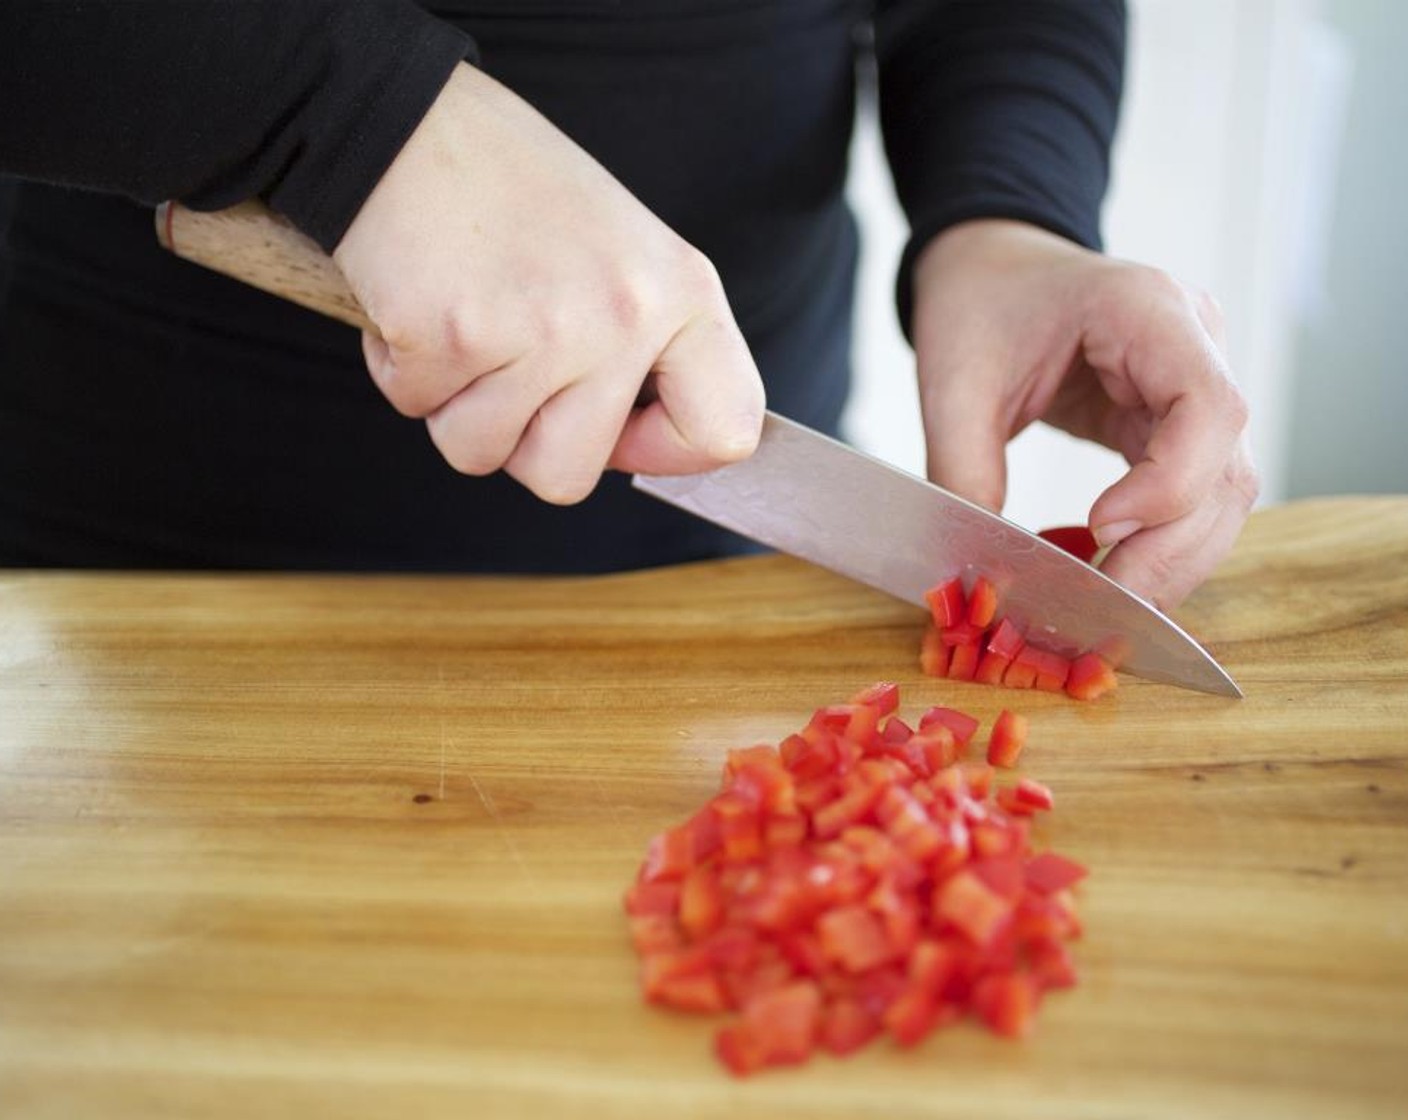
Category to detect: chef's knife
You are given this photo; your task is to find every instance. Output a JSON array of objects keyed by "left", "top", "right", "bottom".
[{"left": 157, "top": 199, "right": 1240, "bottom": 697}]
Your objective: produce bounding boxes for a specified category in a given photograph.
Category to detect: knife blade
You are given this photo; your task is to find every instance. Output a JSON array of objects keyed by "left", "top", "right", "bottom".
[{"left": 634, "top": 412, "right": 1241, "bottom": 697}]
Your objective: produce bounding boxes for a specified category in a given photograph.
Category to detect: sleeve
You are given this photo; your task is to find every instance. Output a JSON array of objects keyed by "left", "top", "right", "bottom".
[
  {"left": 0, "top": 1, "right": 476, "bottom": 251},
  {"left": 874, "top": 0, "right": 1126, "bottom": 336}
]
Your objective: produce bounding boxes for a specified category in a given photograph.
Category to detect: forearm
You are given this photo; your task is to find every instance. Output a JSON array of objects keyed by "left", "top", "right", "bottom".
[
  {"left": 874, "top": 0, "right": 1126, "bottom": 332},
  {"left": 0, "top": 1, "right": 472, "bottom": 250}
]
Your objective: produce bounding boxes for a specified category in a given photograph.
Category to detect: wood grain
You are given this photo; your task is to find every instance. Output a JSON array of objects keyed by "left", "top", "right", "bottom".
[{"left": 1, "top": 497, "right": 1405, "bottom": 1119}]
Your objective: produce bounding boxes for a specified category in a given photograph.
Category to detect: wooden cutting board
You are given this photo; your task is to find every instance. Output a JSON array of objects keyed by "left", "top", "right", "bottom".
[{"left": 1, "top": 496, "right": 1405, "bottom": 1119}]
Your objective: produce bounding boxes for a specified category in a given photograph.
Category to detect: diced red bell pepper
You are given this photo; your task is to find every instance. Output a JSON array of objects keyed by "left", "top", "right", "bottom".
[
  {"left": 987, "top": 710, "right": 1029, "bottom": 769},
  {"left": 630, "top": 914, "right": 683, "bottom": 954},
  {"left": 624, "top": 879, "right": 682, "bottom": 917},
  {"left": 640, "top": 825, "right": 695, "bottom": 883},
  {"left": 780, "top": 732, "right": 836, "bottom": 782},
  {"left": 640, "top": 945, "right": 714, "bottom": 1001},
  {"left": 1037, "top": 525, "right": 1099, "bottom": 564},
  {"left": 971, "top": 854, "right": 1026, "bottom": 901},
  {"left": 972, "top": 972, "right": 1038, "bottom": 1039},
  {"left": 1013, "top": 777, "right": 1054, "bottom": 812},
  {"left": 924, "top": 577, "right": 966, "bottom": 628},
  {"left": 882, "top": 985, "right": 940, "bottom": 1047},
  {"left": 975, "top": 650, "right": 1011, "bottom": 686},
  {"left": 986, "top": 617, "right": 1026, "bottom": 660},
  {"left": 811, "top": 777, "right": 885, "bottom": 840},
  {"left": 744, "top": 981, "right": 822, "bottom": 1062},
  {"left": 715, "top": 1020, "right": 768, "bottom": 1076},
  {"left": 764, "top": 812, "right": 808, "bottom": 848},
  {"left": 727, "top": 753, "right": 796, "bottom": 815},
  {"left": 929, "top": 816, "right": 972, "bottom": 879},
  {"left": 933, "top": 868, "right": 1014, "bottom": 947},
  {"left": 880, "top": 716, "right": 913, "bottom": 745},
  {"left": 967, "top": 576, "right": 999, "bottom": 628},
  {"left": 919, "top": 625, "right": 951, "bottom": 677},
  {"left": 724, "top": 743, "right": 780, "bottom": 779},
  {"left": 712, "top": 793, "right": 764, "bottom": 864},
  {"left": 679, "top": 865, "right": 726, "bottom": 939},
  {"left": 919, "top": 706, "right": 980, "bottom": 750},
  {"left": 969, "top": 818, "right": 1020, "bottom": 858},
  {"left": 875, "top": 785, "right": 944, "bottom": 862},
  {"left": 1066, "top": 652, "right": 1118, "bottom": 701},
  {"left": 1015, "top": 647, "right": 1071, "bottom": 694},
  {"left": 819, "top": 997, "right": 882, "bottom": 1055},
  {"left": 1024, "top": 852, "right": 1089, "bottom": 894},
  {"left": 961, "top": 763, "right": 994, "bottom": 800},
  {"left": 996, "top": 786, "right": 1035, "bottom": 816},
  {"left": 1027, "top": 937, "right": 1078, "bottom": 991},
  {"left": 849, "top": 680, "right": 900, "bottom": 717},
  {"left": 940, "top": 622, "right": 986, "bottom": 647},
  {"left": 908, "top": 938, "right": 959, "bottom": 994},
  {"left": 817, "top": 904, "right": 896, "bottom": 972},
  {"left": 653, "top": 969, "right": 730, "bottom": 1014},
  {"left": 1001, "top": 658, "right": 1038, "bottom": 690},
  {"left": 947, "top": 642, "right": 979, "bottom": 682},
  {"left": 629, "top": 684, "right": 1086, "bottom": 1075}
]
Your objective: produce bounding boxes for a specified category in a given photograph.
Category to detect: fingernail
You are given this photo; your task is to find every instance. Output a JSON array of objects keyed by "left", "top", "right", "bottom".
[
  {"left": 714, "top": 414, "right": 764, "bottom": 461},
  {"left": 1094, "top": 519, "right": 1141, "bottom": 548}
]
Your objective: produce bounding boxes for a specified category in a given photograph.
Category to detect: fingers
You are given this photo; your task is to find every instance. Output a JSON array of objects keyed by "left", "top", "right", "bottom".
[
  {"left": 1098, "top": 435, "right": 1260, "bottom": 609},
  {"left": 1085, "top": 271, "right": 1253, "bottom": 551},
  {"left": 609, "top": 297, "right": 765, "bottom": 477},
  {"left": 422, "top": 272, "right": 764, "bottom": 504},
  {"left": 919, "top": 381, "right": 1009, "bottom": 513},
  {"left": 913, "top": 310, "right": 1010, "bottom": 512}
]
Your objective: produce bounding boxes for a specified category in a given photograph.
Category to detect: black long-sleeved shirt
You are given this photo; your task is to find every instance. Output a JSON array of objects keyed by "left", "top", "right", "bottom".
[{"left": 0, "top": 1, "right": 1124, "bottom": 572}]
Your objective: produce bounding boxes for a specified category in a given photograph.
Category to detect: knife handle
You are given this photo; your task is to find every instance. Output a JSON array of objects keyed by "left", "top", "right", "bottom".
[{"left": 155, "top": 200, "right": 374, "bottom": 333}]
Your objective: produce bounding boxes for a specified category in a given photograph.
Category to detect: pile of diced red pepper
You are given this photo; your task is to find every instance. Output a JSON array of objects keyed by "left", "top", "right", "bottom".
[
  {"left": 920, "top": 573, "right": 1119, "bottom": 701},
  {"left": 624, "top": 683, "right": 1088, "bottom": 1076}
]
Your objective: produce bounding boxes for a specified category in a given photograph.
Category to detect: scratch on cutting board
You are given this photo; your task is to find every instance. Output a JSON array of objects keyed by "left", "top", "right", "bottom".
[{"left": 467, "top": 768, "right": 544, "bottom": 900}]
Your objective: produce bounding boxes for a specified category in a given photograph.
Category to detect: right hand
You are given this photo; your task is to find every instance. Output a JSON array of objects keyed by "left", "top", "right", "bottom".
[{"left": 332, "top": 63, "right": 765, "bottom": 504}]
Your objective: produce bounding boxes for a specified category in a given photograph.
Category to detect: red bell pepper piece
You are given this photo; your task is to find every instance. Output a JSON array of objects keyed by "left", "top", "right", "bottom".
[
  {"left": 1037, "top": 525, "right": 1099, "bottom": 564},
  {"left": 919, "top": 625, "right": 950, "bottom": 677},
  {"left": 986, "top": 710, "right": 1029, "bottom": 769},
  {"left": 986, "top": 617, "right": 1026, "bottom": 660},
  {"left": 924, "top": 576, "right": 966, "bottom": 628},
  {"left": 946, "top": 642, "right": 979, "bottom": 682},
  {"left": 918, "top": 706, "right": 980, "bottom": 748},
  {"left": 966, "top": 576, "right": 999, "bottom": 628},
  {"left": 1066, "top": 652, "right": 1118, "bottom": 701}
]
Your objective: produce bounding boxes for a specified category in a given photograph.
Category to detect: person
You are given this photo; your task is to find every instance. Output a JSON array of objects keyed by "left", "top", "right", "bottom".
[{"left": 0, "top": 1, "right": 1256, "bottom": 609}]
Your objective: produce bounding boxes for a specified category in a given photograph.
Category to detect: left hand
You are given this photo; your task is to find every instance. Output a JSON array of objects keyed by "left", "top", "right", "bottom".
[{"left": 909, "top": 219, "right": 1260, "bottom": 611}]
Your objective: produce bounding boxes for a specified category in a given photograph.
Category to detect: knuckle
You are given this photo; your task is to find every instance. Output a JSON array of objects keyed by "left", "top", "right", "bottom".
[
  {"left": 427, "top": 417, "right": 505, "bottom": 478},
  {"left": 1222, "top": 381, "right": 1251, "bottom": 430},
  {"left": 439, "top": 305, "right": 486, "bottom": 364},
  {"left": 528, "top": 301, "right": 571, "bottom": 354},
  {"left": 1194, "top": 287, "right": 1226, "bottom": 330},
  {"left": 1143, "top": 549, "right": 1180, "bottom": 596},
  {"left": 1162, "top": 474, "right": 1202, "bottom": 520},
  {"left": 677, "top": 244, "right": 725, "bottom": 301},
  {"left": 1136, "top": 266, "right": 1188, "bottom": 309},
  {"left": 1228, "top": 458, "right": 1262, "bottom": 511},
  {"left": 369, "top": 361, "right": 431, "bottom": 419},
  {"left": 604, "top": 273, "right": 655, "bottom": 335}
]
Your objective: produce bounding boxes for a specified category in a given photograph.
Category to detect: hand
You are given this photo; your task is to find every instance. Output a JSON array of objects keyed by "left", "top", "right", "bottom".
[
  {"left": 332, "top": 63, "right": 765, "bottom": 504},
  {"left": 910, "top": 219, "right": 1259, "bottom": 610}
]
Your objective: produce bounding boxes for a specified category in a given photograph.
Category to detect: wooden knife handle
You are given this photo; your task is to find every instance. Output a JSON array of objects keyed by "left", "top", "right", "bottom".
[{"left": 155, "top": 200, "right": 374, "bottom": 333}]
